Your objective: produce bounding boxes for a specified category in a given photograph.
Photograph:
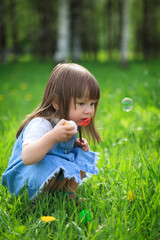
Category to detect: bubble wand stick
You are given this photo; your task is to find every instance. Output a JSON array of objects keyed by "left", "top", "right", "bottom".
[{"left": 77, "top": 118, "right": 91, "bottom": 142}]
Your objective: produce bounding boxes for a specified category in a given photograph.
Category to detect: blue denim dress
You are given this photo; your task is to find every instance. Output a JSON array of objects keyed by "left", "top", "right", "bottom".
[{"left": 1, "top": 127, "right": 99, "bottom": 199}]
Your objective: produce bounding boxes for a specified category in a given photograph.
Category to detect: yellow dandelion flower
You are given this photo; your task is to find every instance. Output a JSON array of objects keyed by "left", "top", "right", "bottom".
[
  {"left": 25, "top": 94, "right": 32, "bottom": 101},
  {"left": 41, "top": 216, "right": 56, "bottom": 223},
  {"left": 20, "top": 83, "right": 27, "bottom": 90},
  {"left": 0, "top": 94, "right": 4, "bottom": 101},
  {"left": 128, "top": 190, "right": 134, "bottom": 202}
]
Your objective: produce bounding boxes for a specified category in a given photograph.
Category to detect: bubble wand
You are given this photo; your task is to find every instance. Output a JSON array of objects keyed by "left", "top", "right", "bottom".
[
  {"left": 64, "top": 118, "right": 91, "bottom": 142},
  {"left": 77, "top": 118, "right": 91, "bottom": 127},
  {"left": 77, "top": 118, "right": 91, "bottom": 142}
]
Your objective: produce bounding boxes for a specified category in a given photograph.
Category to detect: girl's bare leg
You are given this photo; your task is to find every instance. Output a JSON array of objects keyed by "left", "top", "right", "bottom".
[
  {"left": 64, "top": 170, "right": 86, "bottom": 193},
  {"left": 42, "top": 170, "right": 86, "bottom": 195},
  {"left": 42, "top": 175, "right": 67, "bottom": 194}
]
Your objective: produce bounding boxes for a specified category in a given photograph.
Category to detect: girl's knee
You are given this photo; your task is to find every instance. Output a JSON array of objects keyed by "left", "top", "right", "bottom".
[{"left": 80, "top": 170, "right": 85, "bottom": 179}]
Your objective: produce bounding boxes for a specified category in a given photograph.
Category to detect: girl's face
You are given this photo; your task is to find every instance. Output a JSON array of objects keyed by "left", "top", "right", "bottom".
[{"left": 68, "top": 98, "right": 97, "bottom": 124}]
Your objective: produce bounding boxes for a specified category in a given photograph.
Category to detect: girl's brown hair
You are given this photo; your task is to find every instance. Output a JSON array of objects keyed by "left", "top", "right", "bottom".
[{"left": 16, "top": 63, "right": 101, "bottom": 143}]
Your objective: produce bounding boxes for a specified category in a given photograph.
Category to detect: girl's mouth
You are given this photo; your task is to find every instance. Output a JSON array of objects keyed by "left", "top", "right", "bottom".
[{"left": 81, "top": 118, "right": 86, "bottom": 121}]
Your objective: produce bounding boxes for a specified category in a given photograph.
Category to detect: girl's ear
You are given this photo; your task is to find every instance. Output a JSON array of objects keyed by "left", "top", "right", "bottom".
[{"left": 52, "top": 99, "right": 59, "bottom": 110}]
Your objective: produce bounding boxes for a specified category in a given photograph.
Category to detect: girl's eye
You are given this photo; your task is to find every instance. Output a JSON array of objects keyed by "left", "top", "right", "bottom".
[
  {"left": 78, "top": 102, "right": 84, "bottom": 106},
  {"left": 90, "top": 102, "right": 96, "bottom": 106}
]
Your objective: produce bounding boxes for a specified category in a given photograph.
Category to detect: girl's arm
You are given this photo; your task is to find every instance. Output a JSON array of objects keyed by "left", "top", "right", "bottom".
[
  {"left": 22, "top": 119, "right": 77, "bottom": 165},
  {"left": 74, "top": 138, "right": 90, "bottom": 151}
]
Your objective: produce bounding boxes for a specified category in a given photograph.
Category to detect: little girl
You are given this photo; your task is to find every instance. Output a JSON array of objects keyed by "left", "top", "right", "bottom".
[{"left": 2, "top": 63, "right": 101, "bottom": 201}]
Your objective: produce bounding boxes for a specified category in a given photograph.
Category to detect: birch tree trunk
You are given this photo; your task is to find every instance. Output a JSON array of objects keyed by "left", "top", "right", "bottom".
[
  {"left": 54, "top": 0, "right": 70, "bottom": 62},
  {"left": 120, "top": 0, "right": 130, "bottom": 67}
]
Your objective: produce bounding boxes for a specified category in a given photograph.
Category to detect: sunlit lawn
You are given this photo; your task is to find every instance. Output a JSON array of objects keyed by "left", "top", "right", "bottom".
[{"left": 0, "top": 60, "right": 160, "bottom": 239}]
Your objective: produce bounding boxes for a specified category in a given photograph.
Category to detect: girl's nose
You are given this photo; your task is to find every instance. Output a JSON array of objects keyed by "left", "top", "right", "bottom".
[{"left": 84, "top": 105, "right": 92, "bottom": 114}]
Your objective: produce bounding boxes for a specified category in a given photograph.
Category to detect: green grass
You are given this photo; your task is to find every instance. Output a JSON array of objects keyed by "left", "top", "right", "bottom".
[{"left": 0, "top": 60, "right": 160, "bottom": 239}]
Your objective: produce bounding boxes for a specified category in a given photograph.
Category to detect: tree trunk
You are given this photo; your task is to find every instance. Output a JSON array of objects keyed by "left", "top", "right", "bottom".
[
  {"left": 118, "top": 0, "right": 123, "bottom": 49},
  {"left": 70, "top": 0, "right": 82, "bottom": 61},
  {"left": 142, "top": 0, "right": 159, "bottom": 58},
  {"left": 106, "top": 0, "right": 112, "bottom": 59},
  {"left": 0, "top": 0, "right": 7, "bottom": 63},
  {"left": 54, "top": 0, "right": 70, "bottom": 62},
  {"left": 9, "top": 0, "right": 19, "bottom": 61},
  {"left": 90, "top": 0, "right": 98, "bottom": 60},
  {"left": 37, "top": 1, "right": 50, "bottom": 60},
  {"left": 142, "top": 0, "right": 149, "bottom": 58},
  {"left": 120, "top": 0, "right": 131, "bottom": 67},
  {"left": 30, "top": 0, "right": 58, "bottom": 59}
]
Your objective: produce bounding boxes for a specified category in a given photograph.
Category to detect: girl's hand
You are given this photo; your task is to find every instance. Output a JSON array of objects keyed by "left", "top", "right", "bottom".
[
  {"left": 74, "top": 138, "right": 90, "bottom": 151},
  {"left": 51, "top": 119, "right": 78, "bottom": 143},
  {"left": 22, "top": 119, "right": 78, "bottom": 165}
]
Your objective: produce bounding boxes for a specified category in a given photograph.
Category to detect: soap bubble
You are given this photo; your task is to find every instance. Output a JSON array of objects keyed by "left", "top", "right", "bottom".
[{"left": 121, "top": 97, "right": 133, "bottom": 112}]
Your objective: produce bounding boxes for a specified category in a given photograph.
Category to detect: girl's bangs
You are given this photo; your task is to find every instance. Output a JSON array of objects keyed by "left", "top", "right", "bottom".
[
  {"left": 74, "top": 77, "right": 100, "bottom": 101},
  {"left": 63, "top": 63, "right": 100, "bottom": 101}
]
